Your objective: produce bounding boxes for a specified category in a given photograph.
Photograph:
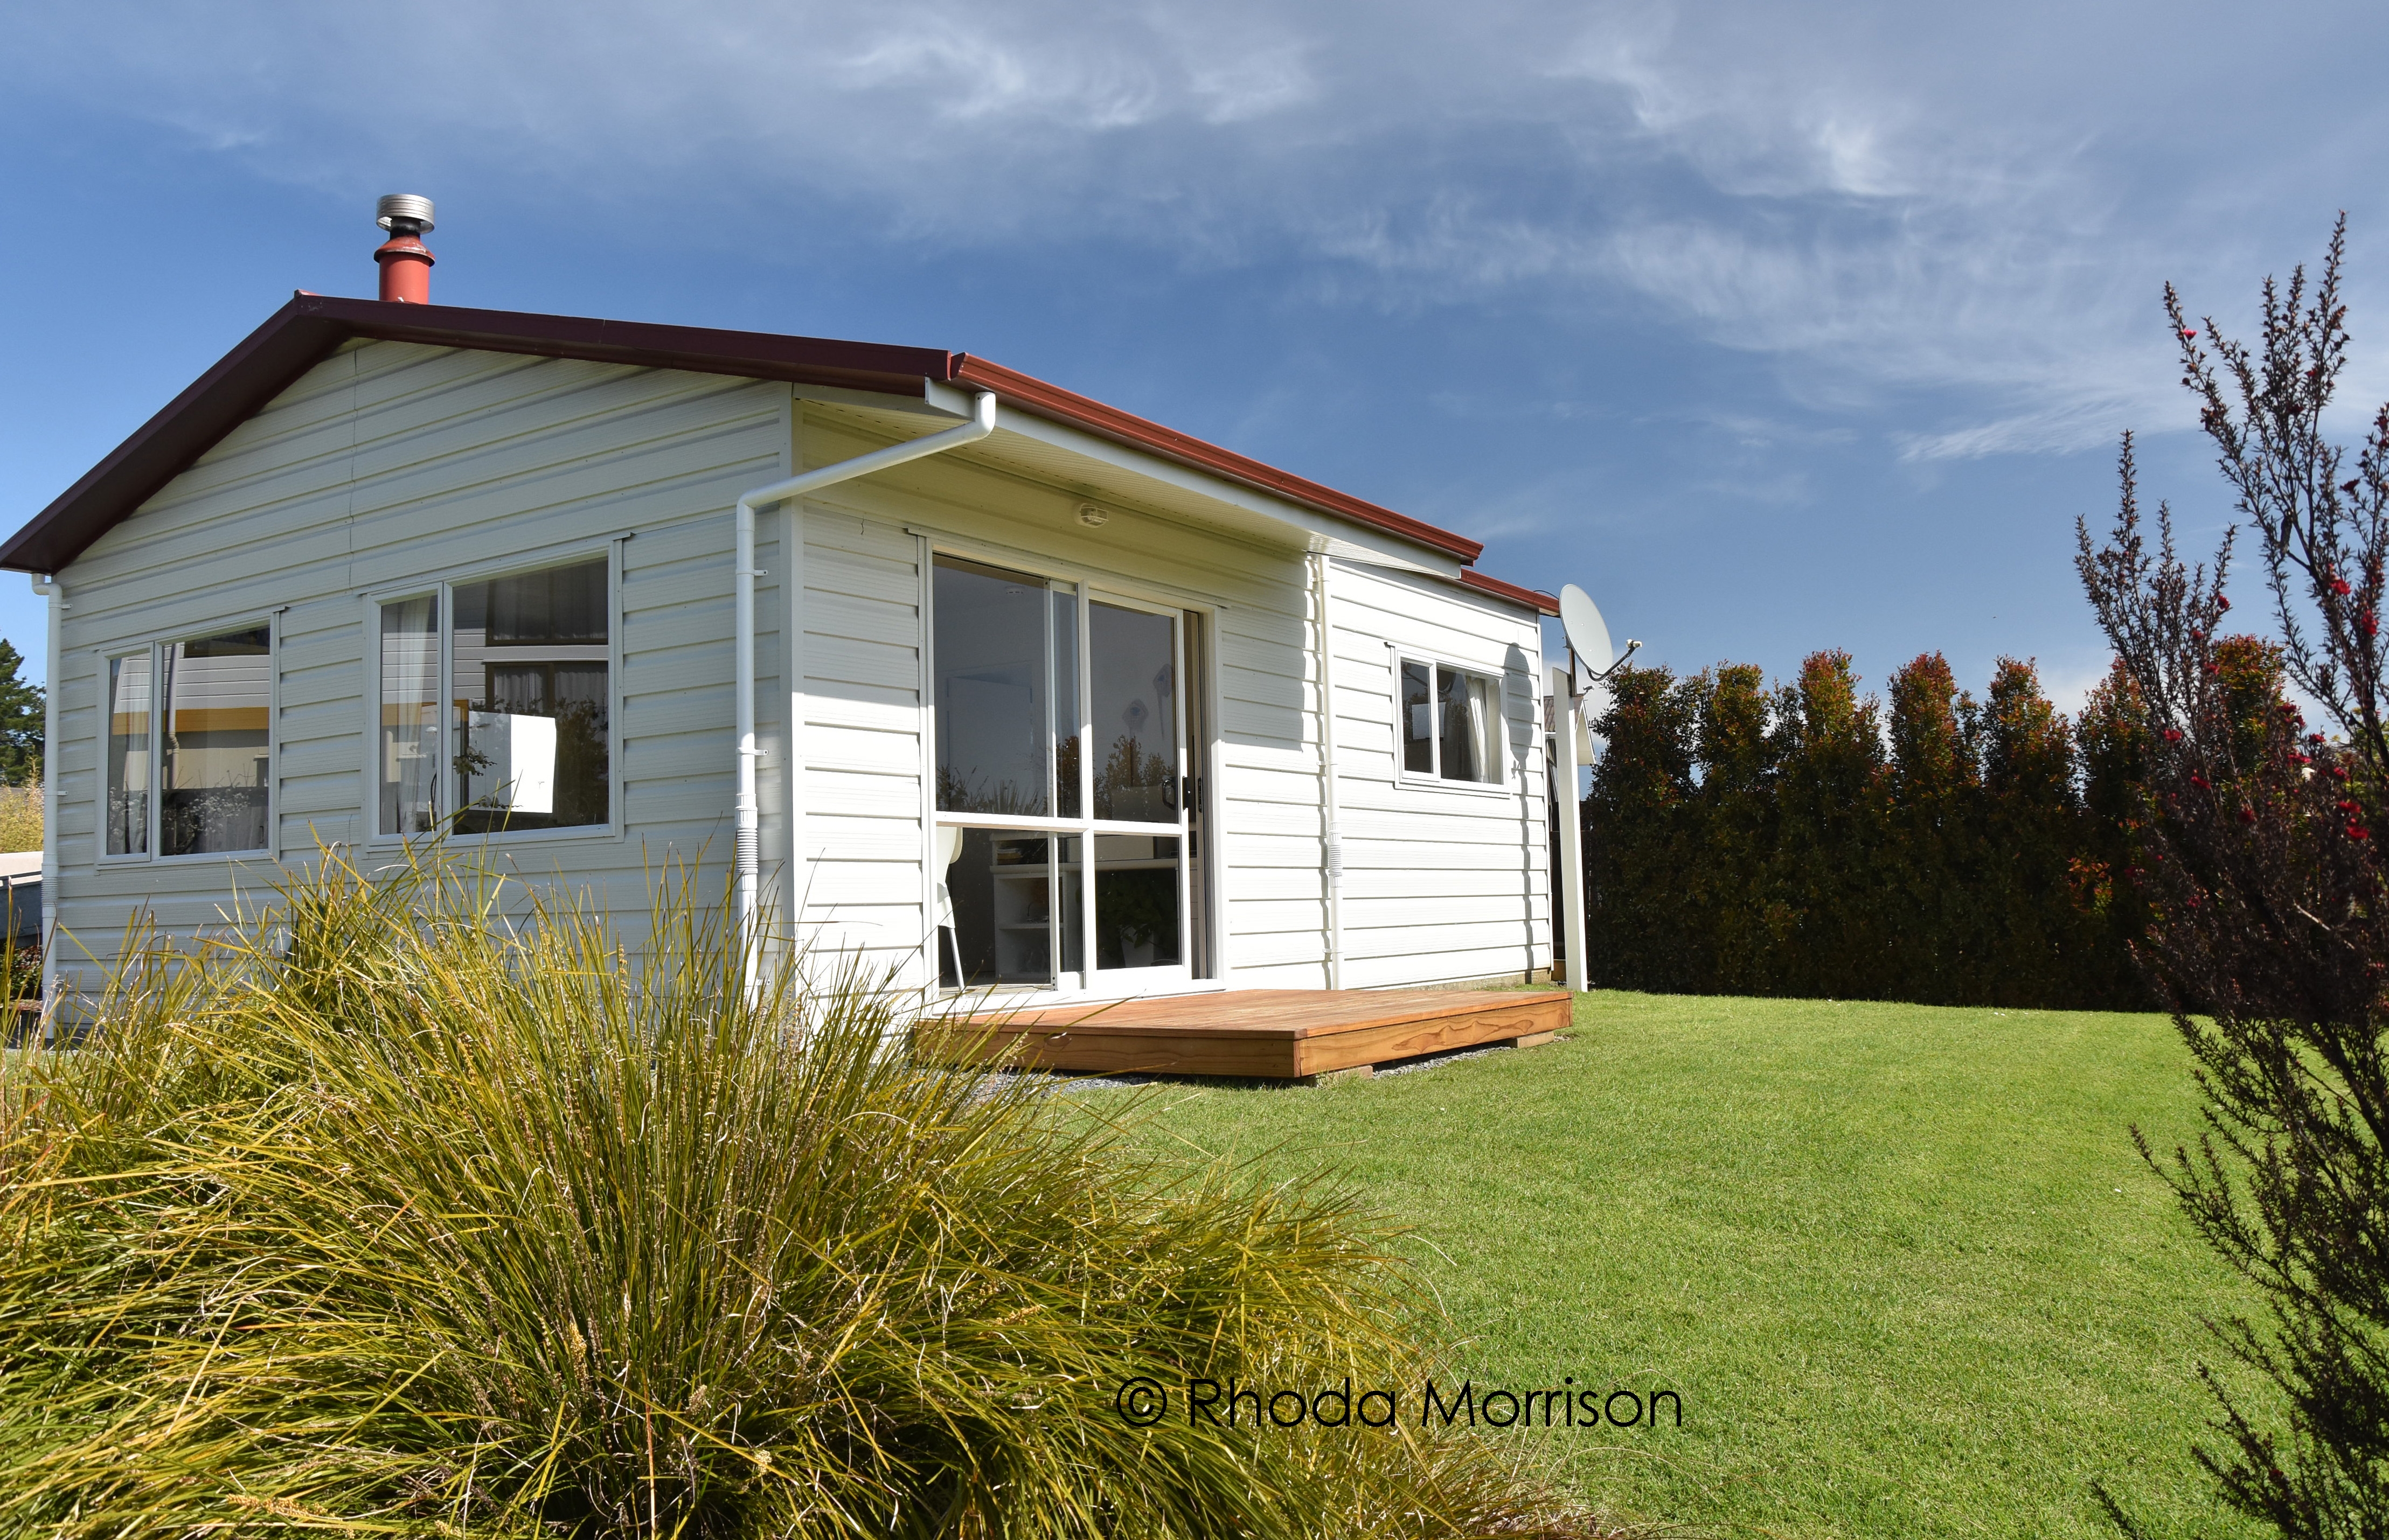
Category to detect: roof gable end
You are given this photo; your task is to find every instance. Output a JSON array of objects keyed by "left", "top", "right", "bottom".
[{"left": 1, "top": 296, "right": 1505, "bottom": 586}]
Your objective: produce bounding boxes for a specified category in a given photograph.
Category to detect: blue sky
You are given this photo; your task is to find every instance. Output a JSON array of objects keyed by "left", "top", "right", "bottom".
[{"left": 5, "top": 1, "right": 2387, "bottom": 716}]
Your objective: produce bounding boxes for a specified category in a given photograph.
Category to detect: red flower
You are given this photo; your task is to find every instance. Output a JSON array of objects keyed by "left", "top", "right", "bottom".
[
  {"left": 2217, "top": 594, "right": 2232, "bottom": 611},
  {"left": 2164, "top": 728, "right": 2184, "bottom": 743},
  {"left": 2190, "top": 774, "right": 2211, "bottom": 790},
  {"left": 2352, "top": 825, "right": 2372, "bottom": 841},
  {"left": 2182, "top": 328, "right": 2198, "bottom": 340},
  {"left": 2238, "top": 806, "right": 2256, "bottom": 824},
  {"left": 2334, "top": 579, "right": 2353, "bottom": 596}
]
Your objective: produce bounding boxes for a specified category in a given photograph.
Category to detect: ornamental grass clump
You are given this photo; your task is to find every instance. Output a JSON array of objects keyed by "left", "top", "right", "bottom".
[{"left": 0, "top": 845, "right": 1584, "bottom": 1538}]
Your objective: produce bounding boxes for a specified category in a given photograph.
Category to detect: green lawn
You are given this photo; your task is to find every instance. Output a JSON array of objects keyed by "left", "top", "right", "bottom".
[{"left": 1071, "top": 991, "right": 2271, "bottom": 1538}]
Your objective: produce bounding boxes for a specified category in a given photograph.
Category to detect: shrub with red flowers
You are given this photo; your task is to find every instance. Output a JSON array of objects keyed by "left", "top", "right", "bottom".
[{"left": 2075, "top": 217, "right": 2389, "bottom": 1537}]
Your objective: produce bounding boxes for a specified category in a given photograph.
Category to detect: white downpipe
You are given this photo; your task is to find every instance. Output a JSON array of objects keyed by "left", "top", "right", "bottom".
[
  {"left": 1311, "top": 552, "right": 1343, "bottom": 990},
  {"left": 31, "top": 574, "right": 58, "bottom": 1029},
  {"left": 732, "top": 390, "right": 997, "bottom": 999},
  {"left": 1552, "top": 664, "right": 1589, "bottom": 993}
]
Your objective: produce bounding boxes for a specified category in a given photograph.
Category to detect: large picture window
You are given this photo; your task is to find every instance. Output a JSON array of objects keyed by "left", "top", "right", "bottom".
[
  {"left": 103, "top": 625, "right": 273, "bottom": 861},
  {"left": 930, "top": 555, "right": 1207, "bottom": 991},
  {"left": 376, "top": 556, "right": 612, "bottom": 839},
  {"left": 1400, "top": 658, "right": 1502, "bottom": 785}
]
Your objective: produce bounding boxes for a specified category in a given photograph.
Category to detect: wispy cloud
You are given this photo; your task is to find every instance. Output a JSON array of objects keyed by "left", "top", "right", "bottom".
[{"left": 11, "top": 0, "right": 2389, "bottom": 461}]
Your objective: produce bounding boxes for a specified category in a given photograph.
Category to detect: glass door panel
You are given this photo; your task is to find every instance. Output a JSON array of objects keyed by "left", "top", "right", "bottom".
[
  {"left": 939, "top": 828, "right": 1059, "bottom": 987},
  {"left": 1093, "top": 833, "right": 1182, "bottom": 970},
  {"left": 1085, "top": 596, "right": 1188, "bottom": 983},
  {"left": 934, "top": 557, "right": 1071, "bottom": 818},
  {"left": 1088, "top": 600, "right": 1177, "bottom": 824}
]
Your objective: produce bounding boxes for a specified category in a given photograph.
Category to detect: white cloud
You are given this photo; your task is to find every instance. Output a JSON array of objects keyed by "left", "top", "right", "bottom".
[{"left": 12, "top": 0, "right": 2389, "bottom": 461}]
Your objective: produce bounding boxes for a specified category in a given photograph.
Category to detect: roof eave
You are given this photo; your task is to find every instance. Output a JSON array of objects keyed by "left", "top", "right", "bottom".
[
  {"left": 952, "top": 356, "right": 1483, "bottom": 565},
  {"left": 2, "top": 296, "right": 1495, "bottom": 577},
  {"left": 1459, "top": 569, "right": 1561, "bottom": 615}
]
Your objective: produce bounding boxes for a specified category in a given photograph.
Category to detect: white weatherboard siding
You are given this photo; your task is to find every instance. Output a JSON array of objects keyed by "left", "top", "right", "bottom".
[
  {"left": 1327, "top": 560, "right": 1549, "bottom": 987},
  {"left": 45, "top": 345, "right": 1547, "bottom": 1002},
  {"left": 52, "top": 339, "right": 790, "bottom": 992},
  {"left": 789, "top": 510, "right": 930, "bottom": 977}
]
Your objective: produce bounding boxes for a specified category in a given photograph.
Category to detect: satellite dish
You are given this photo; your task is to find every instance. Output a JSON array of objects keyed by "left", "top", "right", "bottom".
[{"left": 1558, "top": 583, "right": 1613, "bottom": 684}]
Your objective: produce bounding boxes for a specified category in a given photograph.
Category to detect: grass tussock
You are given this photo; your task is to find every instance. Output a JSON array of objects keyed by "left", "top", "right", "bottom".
[{"left": 0, "top": 845, "right": 1612, "bottom": 1538}]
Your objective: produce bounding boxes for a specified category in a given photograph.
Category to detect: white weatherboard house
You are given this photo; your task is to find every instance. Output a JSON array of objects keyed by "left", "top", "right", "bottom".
[{"left": 4, "top": 211, "right": 1561, "bottom": 1019}]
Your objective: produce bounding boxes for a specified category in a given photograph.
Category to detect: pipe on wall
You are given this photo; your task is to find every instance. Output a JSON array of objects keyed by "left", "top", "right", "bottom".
[
  {"left": 32, "top": 574, "right": 58, "bottom": 1027},
  {"left": 1311, "top": 552, "right": 1344, "bottom": 990},
  {"left": 1551, "top": 664, "right": 1589, "bottom": 993},
  {"left": 731, "top": 390, "right": 997, "bottom": 999}
]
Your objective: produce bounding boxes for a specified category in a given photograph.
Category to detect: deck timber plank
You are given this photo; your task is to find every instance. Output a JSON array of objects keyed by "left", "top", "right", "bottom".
[{"left": 914, "top": 988, "right": 1570, "bottom": 1081}]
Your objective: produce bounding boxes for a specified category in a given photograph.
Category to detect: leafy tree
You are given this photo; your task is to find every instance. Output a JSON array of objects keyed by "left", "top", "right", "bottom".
[
  {"left": 0, "top": 640, "right": 42, "bottom": 787},
  {"left": 1973, "top": 658, "right": 2092, "bottom": 1007},
  {"left": 2076, "top": 218, "right": 2389, "bottom": 1535},
  {"left": 1582, "top": 664, "right": 1702, "bottom": 990},
  {"left": 2075, "top": 661, "right": 2159, "bottom": 1008},
  {"left": 1582, "top": 646, "right": 2151, "bottom": 1009},
  {"left": 1883, "top": 652, "right": 1984, "bottom": 1000},
  {"left": 1765, "top": 650, "right": 1889, "bottom": 998},
  {"left": 1691, "top": 663, "right": 1776, "bottom": 994}
]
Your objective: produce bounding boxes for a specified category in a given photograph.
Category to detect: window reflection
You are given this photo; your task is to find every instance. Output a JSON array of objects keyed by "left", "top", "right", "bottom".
[
  {"left": 1438, "top": 667, "right": 1495, "bottom": 784},
  {"left": 451, "top": 560, "right": 609, "bottom": 833},
  {"left": 934, "top": 556, "right": 1075, "bottom": 817},
  {"left": 106, "top": 652, "right": 151, "bottom": 856},
  {"left": 1094, "top": 834, "right": 1180, "bottom": 969},
  {"left": 1401, "top": 660, "right": 1433, "bottom": 774},
  {"left": 160, "top": 628, "right": 270, "bottom": 855},
  {"left": 1089, "top": 601, "right": 1176, "bottom": 824},
  {"left": 1401, "top": 659, "right": 1501, "bottom": 784},
  {"left": 379, "top": 596, "right": 439, "bottom": 837},
  {"left": 939, "top": 828, "right": 1057, "bottom": 987}
]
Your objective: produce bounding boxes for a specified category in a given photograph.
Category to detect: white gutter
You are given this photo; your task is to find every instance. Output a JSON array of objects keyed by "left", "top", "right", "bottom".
[
  {"left": 731, "top": 389, "right": 997, "bottom": 997},
  {"left": 30, "top": 574, "right": 58, "bottom": 1029},
  {"left": 1310, "top": 552, "right": 1343, "bottom": 989}
]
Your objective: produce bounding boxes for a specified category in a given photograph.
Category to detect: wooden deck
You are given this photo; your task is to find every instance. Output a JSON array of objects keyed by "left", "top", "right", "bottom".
[{"left": 915, "top": 987, "right": 1571, "bottom": 1083}]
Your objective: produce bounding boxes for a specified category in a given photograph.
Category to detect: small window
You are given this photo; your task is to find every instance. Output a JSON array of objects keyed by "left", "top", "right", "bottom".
[
  {"left": 105, "top": 651, "right": 152, "bottom": 856},
  {"left": 105, "top": 625, "right": 274, "bottom": 860},
  {"left": 377, "top": 556, "right": 612, "bottom": 840},
  {"left": 1400, "top": 658, "right": 1501, "bottom": 785},
  {"left": 161, "top": 628, "right": 272, "bottom": 856},
  {"left": 453, "top": 561, "right": 610, "bottom": 834},
  {"left": 379, "top": 595, "right": 440, "bottom": 837}
]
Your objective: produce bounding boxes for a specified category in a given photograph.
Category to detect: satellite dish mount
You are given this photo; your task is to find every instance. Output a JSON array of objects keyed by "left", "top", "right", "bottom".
[{"left": 1557, "top": 583, "right": 1640, "bottom": 698}]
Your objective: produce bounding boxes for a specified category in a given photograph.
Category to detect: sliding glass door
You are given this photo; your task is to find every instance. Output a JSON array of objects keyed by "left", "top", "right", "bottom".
[{"left": 932, "top": 555, "right": 1202, "bottom": 993}]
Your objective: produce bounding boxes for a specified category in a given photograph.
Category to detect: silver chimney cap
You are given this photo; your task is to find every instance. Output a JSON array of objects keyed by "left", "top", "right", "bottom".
[{"left": 376, "top": 194, "right": 435, "bottom": 233}]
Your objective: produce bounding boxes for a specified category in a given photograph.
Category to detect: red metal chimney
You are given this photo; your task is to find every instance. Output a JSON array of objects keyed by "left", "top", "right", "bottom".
[{"left": 373, "top": 194, "right": 436, "bottom": 304}]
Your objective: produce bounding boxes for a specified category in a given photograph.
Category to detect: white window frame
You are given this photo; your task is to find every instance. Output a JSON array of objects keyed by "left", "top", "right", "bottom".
[
  {"left": 923, "top": 545, "right": 1214, "bottom": 997},
  {"left": 1396, "top": 654, "right": 1510, "bottom": 793},
  {"left": 96, "top": 615, "right": 279, "bottom": 867},
  {"left": 362, "top": 543, "right": 624, "bottom": 847}
]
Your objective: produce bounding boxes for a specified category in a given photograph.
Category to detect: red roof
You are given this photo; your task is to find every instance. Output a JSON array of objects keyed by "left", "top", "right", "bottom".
[{"left": 0, "top": 295, "right": 1558, "bottom": 614}]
